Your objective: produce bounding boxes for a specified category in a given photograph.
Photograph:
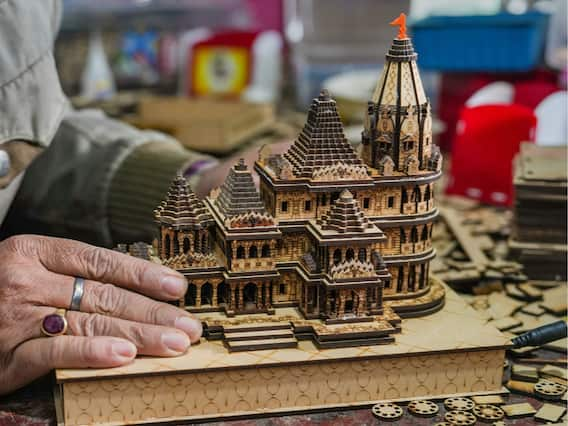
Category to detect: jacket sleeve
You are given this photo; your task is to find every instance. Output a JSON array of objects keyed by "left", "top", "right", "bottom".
[
  {"left": 2, "top": 109, "right": 216, "bottom": 247},
  {"left": 0, "top": 0, "right": 67, "bottom": 225}
]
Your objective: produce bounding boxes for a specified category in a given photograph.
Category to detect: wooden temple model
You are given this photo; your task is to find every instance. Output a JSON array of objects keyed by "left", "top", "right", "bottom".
[
  {"left": 153, "top": 18, "right": 445, "bottom": 351},
  {"left": 56, "top": 18, "right": 510, "bottom": 425}
]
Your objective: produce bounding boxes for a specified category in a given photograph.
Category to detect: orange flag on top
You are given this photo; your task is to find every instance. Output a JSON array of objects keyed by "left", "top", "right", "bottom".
[{"left": 390, "top": 13, "right": 407, "bottom": 39}]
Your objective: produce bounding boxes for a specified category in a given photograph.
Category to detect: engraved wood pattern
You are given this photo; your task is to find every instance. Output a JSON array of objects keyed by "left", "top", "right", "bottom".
[
  {"left": 62, "top": 349, "right": 505, "bottom": 426},
  {"left": 57, "top": 287, "right": 509, "bottom": 425}
]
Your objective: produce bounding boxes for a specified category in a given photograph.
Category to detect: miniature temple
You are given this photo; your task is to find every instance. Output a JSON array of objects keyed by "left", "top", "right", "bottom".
[{"left": 153, "top": 21, "right": 445, "bottom": 349}]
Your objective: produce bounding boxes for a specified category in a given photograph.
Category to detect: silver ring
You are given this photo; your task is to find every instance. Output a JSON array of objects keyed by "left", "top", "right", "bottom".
[{"left": 70, "top": 277, "right": 85, "bottom": 311}]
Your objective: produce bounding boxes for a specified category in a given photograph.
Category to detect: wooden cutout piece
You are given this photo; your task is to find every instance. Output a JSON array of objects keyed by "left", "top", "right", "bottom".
[
  {"left": 540, "top": 285, "right": 568, "bottom": 315},
  {"left": 518, "top": 283, "right": 543, "bottom": 300},
  {"left": 472, "top": 404, "right": 505, "bottom": 422},
  {"left": 534, "top": 403, "right": 566, "bottom": 423},
  {"left": 520, "top": 302, "right": 545, "bottom": 316},
  {"left": 505, "top": 283, "right": 529, "bottom": 300},
  {"left": 487, "top": 292, "right": 524, "bottom": 320},
  {"left": 511, "top": 364, "right": 539, "bottom": 382},
  {"left": 540, "top": 364, "right": 568, "bottom": 381},
  {"left": 501, "top": 402, "right": 537, "bottom": 417},
  {"left": 471, "top": 395, "right": 505, "bottom": 405},
  {"left": 488, "top": 317, "right": 522, "bottom": 331},
  {"left": 440, "top": 207, "right": 489, "bottom": 267},
  {"left": 505, "top": 379, "right": 535, "bottom": 396},
  {"left": 534, "top": 379, "right": 567, "bottom": 401}
]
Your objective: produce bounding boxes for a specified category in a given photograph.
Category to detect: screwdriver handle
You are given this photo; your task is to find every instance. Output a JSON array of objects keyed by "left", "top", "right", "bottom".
[{"left": 511, "top": 320, "right": 567, "bottom": 348}]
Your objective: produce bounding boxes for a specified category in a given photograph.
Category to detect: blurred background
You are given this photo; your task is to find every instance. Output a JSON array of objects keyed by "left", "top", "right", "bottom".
[{"left": 56, "top": 0, "right": 567, "bottom": 204}]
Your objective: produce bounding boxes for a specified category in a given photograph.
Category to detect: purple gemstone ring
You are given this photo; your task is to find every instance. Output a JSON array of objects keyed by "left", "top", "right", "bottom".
[{"left": 41, "top": 309, "right": 68, "bottom": 337}]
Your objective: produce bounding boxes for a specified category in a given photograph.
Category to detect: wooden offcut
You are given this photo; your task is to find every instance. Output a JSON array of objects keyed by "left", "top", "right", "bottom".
[{"left": 501, "top": 402, "right": 537, "bottom": 417}]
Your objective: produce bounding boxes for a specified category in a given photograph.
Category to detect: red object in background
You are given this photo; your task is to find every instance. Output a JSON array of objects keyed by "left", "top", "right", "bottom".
[
  {"left": 437, "top": 70, "right": 559, "bottom": 152},
  {"left": 189, "top": 31, "right": 259, "bottom": 97},
  {"left": 446, "top": 104, "right": 537, "bottom": 206},
  {"left": 244, "top": 0, "right": 283, "bottom": 33}
]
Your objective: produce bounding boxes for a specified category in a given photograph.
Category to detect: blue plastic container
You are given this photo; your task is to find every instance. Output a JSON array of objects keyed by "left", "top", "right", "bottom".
[{"left": 410, "top": 12, "right": 549, "bottom": 72}]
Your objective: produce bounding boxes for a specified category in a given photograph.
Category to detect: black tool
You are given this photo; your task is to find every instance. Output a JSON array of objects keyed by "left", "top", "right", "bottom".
[{"left": 511, "top": 320, "right": 568, "bottom": 348}]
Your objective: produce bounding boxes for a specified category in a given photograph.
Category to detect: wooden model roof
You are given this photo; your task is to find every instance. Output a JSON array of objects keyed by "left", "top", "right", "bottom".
[
  {"left": 284, "top": 90, "right": 363, "bottom": 178},
  {"left": 154, "top": 174, "right": 213, "bottom": 230},
  {"left": 309, "top": 190, "right": 387, "bottom": 245},
  {"left": 215, "top": 159, "right": 267, "bottom": 218}
]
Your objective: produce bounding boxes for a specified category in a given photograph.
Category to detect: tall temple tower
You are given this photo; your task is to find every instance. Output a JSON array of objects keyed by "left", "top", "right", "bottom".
[{"left": 361, "top": 14, "right": 441, "bottom": 173}]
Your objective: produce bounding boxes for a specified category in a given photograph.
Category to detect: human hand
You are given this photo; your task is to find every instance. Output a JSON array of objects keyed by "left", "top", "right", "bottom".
[{"left": 0, "top": 235, "right": 201, "bottom": 395}]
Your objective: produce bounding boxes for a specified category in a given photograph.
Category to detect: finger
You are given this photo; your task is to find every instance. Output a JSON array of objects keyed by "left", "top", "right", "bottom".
[
  {"left": 1, "top": 336, "right": 136, "bottom": 395},
  {"left": 37, "top": 270, "right": 202, "bottom": 342},
  {"left": 64, "top": 311, "right": 191, "bottom": 356},
  {"left": 21, "top": 235, "right": 187, "bottom": 300}
]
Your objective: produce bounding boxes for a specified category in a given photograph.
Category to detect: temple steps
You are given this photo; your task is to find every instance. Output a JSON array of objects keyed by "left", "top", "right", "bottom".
[
  {"left": 225, "top": 337, "right": 298, "bottom": 352},
  {"left": 224, "top": 328, "right": 295, "bottom": 341},
  {"left": 223, "top": 322, "right": 292, "bottom": 333},
  {"left": 223, "top": 322, "right": 298, "bottom": 352}
]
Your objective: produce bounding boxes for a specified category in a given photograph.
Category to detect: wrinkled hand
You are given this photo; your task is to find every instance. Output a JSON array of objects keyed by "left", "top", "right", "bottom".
[{"left": 0, "top": 235, "right": 201, "bottom": 395}]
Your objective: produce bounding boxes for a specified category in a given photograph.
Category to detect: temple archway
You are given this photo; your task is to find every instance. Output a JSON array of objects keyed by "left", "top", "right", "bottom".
[
  {"left": 186, "top": 284, "right": 197, "bottom": 306},
  {"left": 217, "top": 282, "right": 229, "bottom": 305},
  {"left": 243, "top": 283, "right": 257, "bottom": 310},
  {"left": 333, "top": 248, "right": 342, "bottom": 265},
  {"left": 408, "top": 265, "right": 416, "bottom": 292},
  {"left": 236, "top": 245, "right": 245, "bottom": 259},
  {"left": 164, "top": 234, "right": 171, "bottom": 258},
  {"left": 201, "top": 282, "right": 213, "bottom": 305},
  {"left": 249, "top": 245, "right": 258, "bottom": 258}
]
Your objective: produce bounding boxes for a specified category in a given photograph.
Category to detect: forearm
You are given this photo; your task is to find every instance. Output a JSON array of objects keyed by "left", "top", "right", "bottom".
[
  {"left": 108, "top": 141, "right": 216, "bottom": 244},
  {"left": 2, "top": 109, "right": 216, "bottom": 247}
]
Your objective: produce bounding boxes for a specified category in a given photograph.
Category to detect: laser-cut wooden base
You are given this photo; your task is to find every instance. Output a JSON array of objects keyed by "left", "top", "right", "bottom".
[{"left": 55, "top": 281, "right": 510, "bottom": 425}]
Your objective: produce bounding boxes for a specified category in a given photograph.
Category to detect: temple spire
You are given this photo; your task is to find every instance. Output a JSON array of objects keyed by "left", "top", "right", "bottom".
[
  {"left": 154, "top": 174, "right": 213, "bottom": 230},
  {"left": 283, "top": 91, "right": 363, "bottom": 178},
  {"left": 215, "top": 159, "right": 266, "bottom": 218}
]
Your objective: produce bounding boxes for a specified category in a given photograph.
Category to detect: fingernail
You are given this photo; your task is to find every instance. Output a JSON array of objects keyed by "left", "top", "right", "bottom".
[
  {"left": 175, "top": 316, "right": 203, "bottom": 341},
  {"left": 162, "top": 332, "right": 190, "bottom": 353},
  {"left": 161, "top": 274, "right": 187, "bottom": 298},
  {"left": 112, "top": 341, "right": 136, "bottom": 361}
]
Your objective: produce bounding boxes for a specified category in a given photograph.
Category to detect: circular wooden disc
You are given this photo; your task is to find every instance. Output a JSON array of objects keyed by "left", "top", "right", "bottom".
[
  {"left": 371, "top": 403, "right": 403, "bottom": 421},
  {"left": 408, "top": 399, "right": 439, "bottom": 417},
  {"left": 473, "top": 404, "right": 505, "bottom": 423},
  {"left": 445, "top": 410, "right": 477, "bottom": 426},
  {"left": 434, "top": 423, "right": 452, "bottom": 426},
  {"left": 534, "top": 379, "right": 567, "bottom": 400},
  {"left": 444, "top": 397, "right": 475, "bottom": 411}
]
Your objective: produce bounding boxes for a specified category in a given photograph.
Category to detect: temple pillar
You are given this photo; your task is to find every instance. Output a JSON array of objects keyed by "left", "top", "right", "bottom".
[
  {"left": 257, "top": 285, "right": 262, "bottom": 309},
  {"left": 212, "top": 283, "right": 218, "bottom": 306},
  {"left": 338, "top": 290, "right": 346, "bottom": 317},
  {"left": 238, "top": 284, "right": 244, "bottom": 309},
  {"left": 195, "top": 283, "right": 202, "bottom": 308},
  {"left": 265, "top": 284, "right": 271, "bottom": 309},
  {"left": 357, "top": 289, "right": 366, "bottom": 316},
  {"left": 229, "top": 284, "right": 236, "bottom": 309}
]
